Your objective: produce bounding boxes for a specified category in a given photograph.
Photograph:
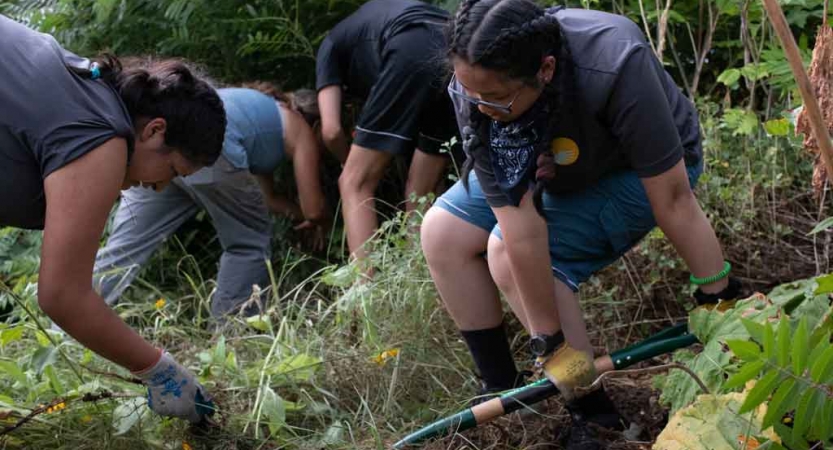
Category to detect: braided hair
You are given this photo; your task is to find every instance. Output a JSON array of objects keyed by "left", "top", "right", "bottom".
[{"left": 446, "top": 0, "right": 572, "bottom": 215}]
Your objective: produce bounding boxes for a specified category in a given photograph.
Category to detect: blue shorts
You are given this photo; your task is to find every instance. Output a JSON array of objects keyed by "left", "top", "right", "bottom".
[{"left": 435, "top": 163, "right": 703, "bottom": 291}]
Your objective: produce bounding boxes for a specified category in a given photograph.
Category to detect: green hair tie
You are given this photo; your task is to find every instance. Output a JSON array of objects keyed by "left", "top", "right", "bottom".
[{"left": 690, "top": 261, "right": 731, "bottom": 286}]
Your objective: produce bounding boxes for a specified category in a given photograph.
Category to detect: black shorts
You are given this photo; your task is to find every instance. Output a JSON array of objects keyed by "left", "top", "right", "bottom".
[{"left": 353, "top": 24, "right": 459, "bottom": 156}]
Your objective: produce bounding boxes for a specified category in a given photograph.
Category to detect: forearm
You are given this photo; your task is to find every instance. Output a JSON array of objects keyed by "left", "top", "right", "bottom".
[
  {"left": 655, "top": 193, "right": 728, "bottom": 292},
  {"left": 299, "top": 192, "right": 327, "bottom": 223},
  {"left": 45, "top": 289, "right": 159, "bottom": 372},
  {"left": 496, "top": 194, "right": 561, "bottom": 335},
  {"left": 504, "top": 234, "right": 561, "bottom": 335},
  {"left": 254, "top": 173, "right": 302, "bottom": 219}
]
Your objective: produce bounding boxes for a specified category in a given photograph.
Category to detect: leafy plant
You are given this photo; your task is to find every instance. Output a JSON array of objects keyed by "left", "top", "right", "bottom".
[{"left": 724, "top": 316, "right": 833, "bottom": 449}]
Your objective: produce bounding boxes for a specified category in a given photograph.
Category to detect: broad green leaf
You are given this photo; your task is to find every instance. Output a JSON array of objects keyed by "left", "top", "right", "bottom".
[
  {"left": 270, "top": 353, "right": 322, "bottom": 383},
  {"left": 821, "top": 399, "right": 833, "bottom": 441},
  {"left": 724, "top": 360, "right": 766, "bottom": 390},
  {"left": 261, "top": 387, "right": 286, "bottom": 436},
  {"left": 246, "top": 315, "right": 272, "bottom": 333},
  {"left": 112, "top": 398, "right": 147, "bottom": 436},
  {"left": 30, "top": 346, "right": 57, "bottom": 376},
  {"left": 813, "top": 273, "right": 833, "bottom": 294},
  {"left": 213, "top": 335, "right": 226, "bottom": 364},
  {"left": 727, "top": 339, "right": 762, "bottom": 361},
  {"left": 0, "top": 359, "right": 27, "bottom": 385},
  {"left": 809, "top": 217, "right": 833, "bottom": 236},
  {"left": 34, "top": 331, "right": 51, "bottom": 347},
  {"left": 809, "top": 394, "right": 832, "bottom": 442},
  {"left": 776, "top": 318, "right": 790, "bottom": 367},
  {"left": 321, "top": 264, "right": 359, "bottom": 287},
  {"left": 809, "top": 346, "right": 833, "bottom": 383},
  {"left": 742, "top": 318, "right": 766, "bottom": 344},
  {"left": 717, "top": 68, "right": 742, "bottom": 88},
  {"left": 764, "top": 118, "right": 791, "bottom": 136},
  {"left": 0, "top": 326, "right": 24, "bottom": 347},
  {"left": 793, "top": 318, "right": 809, "bottom": 375},
  {"left": 774, "top": 422, "right": 810, "bottom": 450},
  {"left": 739, "top": 369, "right": 780, "bottom": 414},
  {"left": 43, "top": 365, "right": 64, "bottom": 395},
  {"left": 762, "top": 378, "right": 797, "bottom": 429},
  {"left": 762, "top": 322, "right": 775, "bottom": 360},
  {"left": 793, "top": 389, "right": 824, "bottom": 441},
  {"left": 225, "top": 350, "right": 238, "bottom": 372}
]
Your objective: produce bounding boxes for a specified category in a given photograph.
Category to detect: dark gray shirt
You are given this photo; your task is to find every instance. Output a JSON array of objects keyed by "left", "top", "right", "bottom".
[
  {"left": 0, "top": 15, "right": 134, "bottom": 229},
  {"left": 452, "top": 8, "right": 702, "bottom": 207},
  {"left": 315, "top": 0, "right": 449, "bottom": 97}
]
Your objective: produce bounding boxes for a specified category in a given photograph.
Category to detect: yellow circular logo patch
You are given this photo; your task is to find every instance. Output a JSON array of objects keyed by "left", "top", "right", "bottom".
[{"left": 551, "top": 137, "right": 579, "bottom": 166}]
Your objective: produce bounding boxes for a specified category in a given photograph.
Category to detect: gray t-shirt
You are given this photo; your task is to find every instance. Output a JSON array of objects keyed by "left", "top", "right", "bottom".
[
  {"left": 452, "top": 8, "right": 702, "bottom": 207},
  {"left": 0, "top": 15, "right": 134, "bottom": 229}
]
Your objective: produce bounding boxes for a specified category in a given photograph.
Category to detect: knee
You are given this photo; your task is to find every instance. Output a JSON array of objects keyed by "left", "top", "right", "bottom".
[
  {"left": 338, "top": 164, "right": 378, "bottom": 198},
  {"left": 487, "top": 237, "right": 513, "bottom": 292},
  {"left": 421, "top": 207, "right": 461, "bottom": 267}
]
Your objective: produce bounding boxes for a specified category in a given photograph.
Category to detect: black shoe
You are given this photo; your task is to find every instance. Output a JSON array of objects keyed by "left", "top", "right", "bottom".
[
  {"left": 567, "top": 386, "right": 624, "bottom": 431},
  {"left": 562, "top": 415, "right": 605, "bottom": 450},
  {"left": 560, "top": 387, "right": 624, "bottom": 449}
]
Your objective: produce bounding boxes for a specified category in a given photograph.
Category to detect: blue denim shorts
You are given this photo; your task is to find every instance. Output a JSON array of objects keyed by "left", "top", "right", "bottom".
[{"left": 434, "top": 162, "right": 703, "bottom": 291}]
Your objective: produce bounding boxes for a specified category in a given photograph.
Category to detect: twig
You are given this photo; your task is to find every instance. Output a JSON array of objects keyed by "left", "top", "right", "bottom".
[
  {"left": 81, "top": 365, "right": 143, "bottom": 385},
  {"left": 575, "top": 362, "right": 710, "bottom": 396},
  {"left": 0, "top": 391, "right": 139, "bottom": 437}
]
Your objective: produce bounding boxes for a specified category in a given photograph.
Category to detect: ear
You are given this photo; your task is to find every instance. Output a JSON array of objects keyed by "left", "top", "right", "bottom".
[
  {"left": 539, "top": 56, "right": 556, "bottom": 84},
  {"left": 139, "top": 118, "right": 168, "bottom": 142}
]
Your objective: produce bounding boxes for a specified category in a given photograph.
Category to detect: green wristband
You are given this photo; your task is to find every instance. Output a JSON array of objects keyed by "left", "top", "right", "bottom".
[{"left": 690, "top": 261, "right": 731, "bottom": 286}]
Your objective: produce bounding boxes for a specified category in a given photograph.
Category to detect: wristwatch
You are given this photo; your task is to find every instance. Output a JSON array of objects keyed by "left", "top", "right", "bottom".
[{"left": 529, "top": 331, "right": 565, "bottom": 358}]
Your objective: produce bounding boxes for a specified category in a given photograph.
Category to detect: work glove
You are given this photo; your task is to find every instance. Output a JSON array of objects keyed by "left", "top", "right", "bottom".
[
  {"left": 538, "top": 342, "right": 597, "bottom": 401},
  {"left": 692, "top": 276, "right": 743, "bottom": 311},
  {"left": 134, "top": 351, "right": 215, "bottom": 424}
]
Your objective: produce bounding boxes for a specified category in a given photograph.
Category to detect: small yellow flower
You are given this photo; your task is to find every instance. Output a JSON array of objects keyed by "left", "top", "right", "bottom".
[
  {"left": 155, "top": 298, "right": 166, "bottom": 309},
  {"left": 46, "top": 402, "right": 66, "bottom": 414},
  {"left": 182, "top": 442, "right": 193, "bottom": 450},
  {"left": 81, "top": 415, "right": 92, "bottom": 423},
  {"left": 372, "top": 348, "right": 400, "bottom": 366}
]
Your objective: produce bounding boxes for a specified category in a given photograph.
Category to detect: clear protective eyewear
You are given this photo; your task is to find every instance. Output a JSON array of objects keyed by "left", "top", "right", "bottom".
[{"left": 447, "top": 74, "right": 522, "bottom": 114}]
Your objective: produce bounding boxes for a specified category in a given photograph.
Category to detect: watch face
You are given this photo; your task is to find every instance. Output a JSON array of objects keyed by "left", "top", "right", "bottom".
[{"left": 530, "top": 336, "right": 547, "bottom": 355}]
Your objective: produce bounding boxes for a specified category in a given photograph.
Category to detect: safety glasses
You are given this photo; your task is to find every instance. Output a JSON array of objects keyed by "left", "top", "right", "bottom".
[{"left": 447, "top": 74, "right": 522, "bottom": 114}]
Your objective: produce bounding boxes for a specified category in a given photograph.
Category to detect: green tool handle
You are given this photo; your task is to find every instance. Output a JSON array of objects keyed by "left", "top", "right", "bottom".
[
  {"left": 393, "top": 409, "right": 477, "bottom": 447},
  {"left": 393, "top": 324, "right": 698, "bottom": 448},
  {"left": 609, "top": 332, "right": 697, "bottom": 370}
]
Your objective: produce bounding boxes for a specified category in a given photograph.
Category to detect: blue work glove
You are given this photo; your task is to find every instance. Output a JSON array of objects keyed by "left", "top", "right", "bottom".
[{"left": 133, "top": 351, "right": 215, "bottom": 423}]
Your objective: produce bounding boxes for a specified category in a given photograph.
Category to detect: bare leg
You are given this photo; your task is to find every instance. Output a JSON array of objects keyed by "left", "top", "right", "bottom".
[
  {"left": 405, "top": 149, "right": 448, "bottom": 213},
  {"left": 421, "top": 207, "right": 502, "bottom": 329},
  {"left": 487, "top": 235, "right": 593, "bottom": 356},
  {"left": 338, "top": 144, "right": 392, "bottom": 264}
]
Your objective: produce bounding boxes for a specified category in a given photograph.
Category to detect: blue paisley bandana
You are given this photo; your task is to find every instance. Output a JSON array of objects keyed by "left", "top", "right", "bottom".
[{"left": 488, "top": 99, "right": 550, "bottom": 205}]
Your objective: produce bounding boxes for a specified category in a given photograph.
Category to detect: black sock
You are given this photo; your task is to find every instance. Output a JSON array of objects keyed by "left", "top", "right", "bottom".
[
  {"left": 461, "top": 323, "right": 519, "bottom": 391},
  {"left": 567, "top": 386, "right": 624, "bottom": 430}
]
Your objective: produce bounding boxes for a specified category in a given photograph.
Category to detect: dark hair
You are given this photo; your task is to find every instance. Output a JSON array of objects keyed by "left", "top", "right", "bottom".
[
  {"left": 242, "top": 81, "right": 321, "bottom": 128},
  {"left": 70, "top": 55, "right": 226, "bottom": 168},
  {"left": 447, "top": 0, "right": 571, "bottom": 215}
]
